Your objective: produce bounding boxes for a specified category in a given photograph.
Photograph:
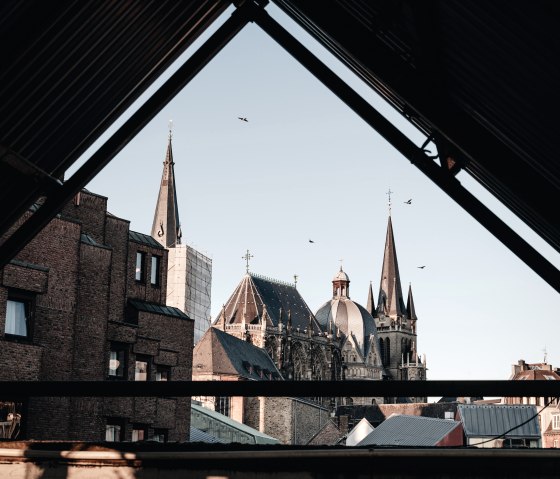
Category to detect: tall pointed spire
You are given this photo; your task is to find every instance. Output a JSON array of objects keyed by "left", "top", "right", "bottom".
[
  {"left": 366, "top": 280, "right": 376, "bottom": 317},
  {"left": 377, "top": 216, "right": 406, "bottom": 318},
  {"left": 151, "top": 123, "right": 182, "bottom": 248},
  {"left": 406, "top": 283, "right": 417, "bottom": 320}
]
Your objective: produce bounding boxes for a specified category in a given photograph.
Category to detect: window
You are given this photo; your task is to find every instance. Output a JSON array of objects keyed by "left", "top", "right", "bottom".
[
  {"left": 215, "top": 396, "right": 231, "bottom": 417},
  {"left": 152, "top": 429, "right": 168, "bottom": 443},
  {"left": 135, "top": 355, "right": 150, "bottom": 381},
  {"left": 156, "top": 366, "right": 170, "bottom": 381},
  {"left": 135, "top": 251, "right": 145, "bottom": 282},
  {"left": 4, "top": 293, "right": 33, "bottom": 338},
  {"left": 554, "top": 439, "right": 559, "bottom": 448},
  {"left": 552, "top": 415, "right": 560, "bottom": 430},
  {"left": 108, "top": 344, "right": 127, "bottom": 379},
  {"left": 105, "top": 419, "right": 124, "bottom": 442},
  {"left": 132, "top": 425, "right": 148, "bottom": 442},
  {"left": 150, "top": 255, "right": 161, "bottom": 286}
]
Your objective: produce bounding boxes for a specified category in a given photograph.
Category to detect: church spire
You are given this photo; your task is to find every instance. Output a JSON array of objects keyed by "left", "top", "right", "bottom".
[
  {"left": 151, "top": 124, "right": 182, "bottom": 248},
  {"left": 366, "top": 280, "right": 377, "bottom": 317},
  {"left": 406, "top": 283, "right": 417, "bottom": 320},
  {"left": 377, "top": 215, "right": 406, "bottom": 318}
]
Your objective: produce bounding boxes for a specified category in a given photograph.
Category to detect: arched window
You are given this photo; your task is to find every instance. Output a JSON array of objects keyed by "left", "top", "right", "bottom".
[
  {"left": 385, "top": 338, "right": 391, "bottom": 366},
  {"left": 379, "top": 338, "right": 385, "bottom": 366}
]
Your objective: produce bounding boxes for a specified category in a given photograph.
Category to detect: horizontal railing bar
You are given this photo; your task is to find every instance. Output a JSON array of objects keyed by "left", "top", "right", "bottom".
[{"left": 1, "top": 380, "right": 559, "bottom": 398}]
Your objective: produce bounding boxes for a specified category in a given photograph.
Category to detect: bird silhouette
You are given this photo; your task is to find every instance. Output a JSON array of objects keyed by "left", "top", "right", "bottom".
[
  {"left": 404, "top": 199, "right": 412, "bottom": 204},
  {"left": 417, "top": 265, "right": 426, "bottom": 269},
  {"left": 309, "top": 239, "right": 315, "bottom": 243},
  {"left": 238, "top": 117, "right": 248, "bottom": 122}
]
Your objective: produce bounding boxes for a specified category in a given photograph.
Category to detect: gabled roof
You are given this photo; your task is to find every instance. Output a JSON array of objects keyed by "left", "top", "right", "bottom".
[
  {"left": 193, "top": 326, "right": 282, "bottom": 381},
  {"left": 345, "top": 417, "right": 374, "bottom": 447},
  {"left": 357, "top": 414, "right": 462, "bottom": 447},
  {"left": 218, "top": 273, "right": 321, "bottom": 334},
  {"left": 458, "top": 404, "right": 541, "bottom": 439}
]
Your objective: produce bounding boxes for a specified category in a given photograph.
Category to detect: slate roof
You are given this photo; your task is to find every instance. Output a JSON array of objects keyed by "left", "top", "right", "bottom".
[
  {"left": 128, "top": 299, "right": 190, "bottom": 320},
  {"left": 219, "top": 273, "right": 321, "bottom": 334},
  {"left": 357, "top": 414, "right": 462, "bottom": 447},
  {"left": 457, "top": 404, "right": 541, "bottom": 439},
  {"left": 193, "top": 327, "right": 282, "bottom": 381}
]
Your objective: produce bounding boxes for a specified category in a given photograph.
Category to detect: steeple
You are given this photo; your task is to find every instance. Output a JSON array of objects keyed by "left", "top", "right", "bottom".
[
  {"left": 151, "top": 126, "right": 182, "bottom": 248},
  {"left": 366, "top": 280, "right": 376, "bottom": 317},
  {"left": 377, "top": 216, "right": 406, "bottom": 318},
  {"left": 332, "top": 266, "right": 350, "bottom": 299},
  {"left": 406, "top": 283, "right": 417, "bottom": 321}
]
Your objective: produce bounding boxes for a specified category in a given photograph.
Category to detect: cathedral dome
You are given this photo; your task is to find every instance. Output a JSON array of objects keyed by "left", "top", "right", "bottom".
[
  {"left": 315, "top": 299, "right": 377, "bottom": 347},
  {"left": 315, "top": 267, "right": 378, "bottom": 356}
]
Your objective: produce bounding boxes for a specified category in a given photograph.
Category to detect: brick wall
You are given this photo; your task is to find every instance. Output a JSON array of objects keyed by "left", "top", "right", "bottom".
[{"left": 0, "top": 189, "right": 194, "bottom": 442}]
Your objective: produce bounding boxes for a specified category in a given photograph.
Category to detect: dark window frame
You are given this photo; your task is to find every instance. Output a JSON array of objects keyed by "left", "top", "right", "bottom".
[
  {"left": 150, "top": 255, "right": 161, "bottom": 287},
  {"left": 4, "top": 289, "right": 35, "bottom": 341},
  {"left": 131, "top": 423, "right": 149, "bottom": 442},
  {"left": 105, "top": 417, "right": 125, "bottom": 442},
  {"left": 135, "top": 251, "right": 146, "bottom": 282},
  {"left": 135, "top": 354, "right": 151, "bottom": 381},
  {"left": 155, "top": 365, "right": 171, "bottom": 382},
  {"left": 108, "top": 342, "right": 128, "bottom": 380}
]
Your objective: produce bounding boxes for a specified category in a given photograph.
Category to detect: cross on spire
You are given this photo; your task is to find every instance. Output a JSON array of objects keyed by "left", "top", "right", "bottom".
[
  {"left": 386, "top": 188, "right": 393, "bottom": 215},
  {"left": 242, "top": 249, "right": 253, "bottom": 273},
  {"left": 168, "top": 119, "right": 173, "bottom": 140}
]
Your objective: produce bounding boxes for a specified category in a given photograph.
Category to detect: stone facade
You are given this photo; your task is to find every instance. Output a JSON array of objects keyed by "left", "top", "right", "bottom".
[{"left": 0, "top": 190, "right": 193, "bottom": 442}]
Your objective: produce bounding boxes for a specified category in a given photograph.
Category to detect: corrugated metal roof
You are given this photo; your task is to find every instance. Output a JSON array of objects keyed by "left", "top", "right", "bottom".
[
  {"left": 128, "top": 298, "right": 190, "bottom": 320},
  {"left": 357, "top": 414, "right": 461, "bottom": 447},
  {"left": 458, "top": 404, "right": 541, "bottom": 438},
  {"left": 191, "top": 402, "right": 280, "bottom": 444},
  {"left": 189, "top": 426, "right": 226, "bottom": 444}
]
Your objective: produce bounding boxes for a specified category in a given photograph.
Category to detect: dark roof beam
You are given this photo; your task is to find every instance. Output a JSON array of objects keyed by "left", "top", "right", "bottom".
[
  {"left": 252, "top": 6, "right": 560, "bottom": 295},
  {"left": 0, "top": 1, "right": 260, "bottom": 269}
]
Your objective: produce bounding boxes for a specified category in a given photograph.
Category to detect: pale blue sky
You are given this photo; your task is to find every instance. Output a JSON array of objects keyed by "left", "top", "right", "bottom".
[{"left": 76, "top": 4, "right": 560, "bottom": 381}]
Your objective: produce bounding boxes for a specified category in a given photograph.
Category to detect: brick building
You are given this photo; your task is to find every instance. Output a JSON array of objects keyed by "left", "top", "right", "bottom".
[{"left": 0, "top": 189, "right": 193, "bottom": 441}]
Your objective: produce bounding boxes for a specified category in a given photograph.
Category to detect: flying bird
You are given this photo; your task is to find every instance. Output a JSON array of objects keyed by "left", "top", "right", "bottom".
[
  {"left": 238, "top": 117, "right": 248, "bottom": 122},
  {"left": 417, "top": 265, "right": 426, "bottom": 269},
  {"left": 309, "top": 239, "right": 315, "bottom": 243},
  {"left": 404, "top": 199, "right": 412, "bottom": 204}
]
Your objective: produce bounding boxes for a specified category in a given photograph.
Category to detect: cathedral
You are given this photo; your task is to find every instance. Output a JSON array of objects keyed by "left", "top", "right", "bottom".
[
  {"left": 152, "top": 127, "right": 427, "bottom": 407},
  {"left": 212, "top": 214, "right": 427, "bottom": 405}
]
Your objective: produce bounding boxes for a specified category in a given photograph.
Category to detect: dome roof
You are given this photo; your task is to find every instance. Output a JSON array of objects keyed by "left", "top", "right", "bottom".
[
  {"left": 333, "top": 268, "right": 349, "bottom": 282},
  {"left": 315, "top": 298, "right": 377, "bottom": 356}
]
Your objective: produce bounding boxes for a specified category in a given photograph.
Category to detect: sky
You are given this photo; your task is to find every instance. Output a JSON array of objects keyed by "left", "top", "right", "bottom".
[{"left": 72, "top": 4, "right": 560, "bottom": 382}]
